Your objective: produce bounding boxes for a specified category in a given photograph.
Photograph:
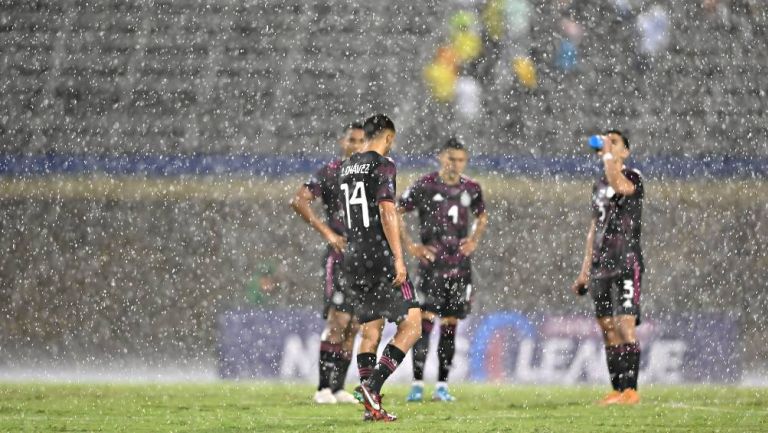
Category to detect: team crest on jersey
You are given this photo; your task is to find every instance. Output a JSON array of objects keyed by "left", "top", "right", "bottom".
[
  {"left": 597, "top": 186, "right": 615, "bottom": 200},
  {"left": 460, "top": 191, "right": 472, "bottom": 207},
  {"left": 433, "top": 193, "right": 445, "bottom": 202}
]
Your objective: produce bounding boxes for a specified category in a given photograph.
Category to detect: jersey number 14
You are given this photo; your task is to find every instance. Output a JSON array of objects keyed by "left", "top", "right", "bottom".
[{"left": 341, "top": 181, "right": 370, "bottom": 228}]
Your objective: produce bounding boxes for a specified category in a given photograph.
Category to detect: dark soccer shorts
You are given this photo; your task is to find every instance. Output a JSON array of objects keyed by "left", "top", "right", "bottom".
[
  {"left": 322, "top": 248, "right": 354, "bottom": 319},
  {"left": 343, "top": 268, "right": 419, "bottom": 324},
  {"left": 418, "top": 267, "right": 473, "bottom": 319},
  {"left": 590, "top": 261, "right": 643, "bottom": 325}
]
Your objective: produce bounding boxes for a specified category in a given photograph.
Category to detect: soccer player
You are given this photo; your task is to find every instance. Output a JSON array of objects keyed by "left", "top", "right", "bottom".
[
  {"left": 291, "top": 122, "right": 365, "bottom": 404},
  {"left": 339, "top": 114, "right": 421, "bottom": 422},
  {"left": 398, "top": 138, "right": 488, "bottom": 402},
  {"left": 571, "top": 130, "right": 644, "bottom": 406}
]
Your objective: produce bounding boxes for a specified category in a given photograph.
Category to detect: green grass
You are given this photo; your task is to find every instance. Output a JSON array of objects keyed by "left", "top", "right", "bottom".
[{"left": 0, "top": 383, "right": 766, "bottom": 432}]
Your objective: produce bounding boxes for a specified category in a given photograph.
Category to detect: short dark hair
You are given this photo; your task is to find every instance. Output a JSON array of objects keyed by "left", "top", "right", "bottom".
[
  {"left": 363, "top": 114, "right": 396, "bottom": 139},
  {"left": 342, "top": 121, "right": 364, "bottom": 134},
  {"left": 441, "top": 137, "right": 467, "bottom": 152},
  {"left": 604, "top": 129, "right": 630, "bottom": 149}
]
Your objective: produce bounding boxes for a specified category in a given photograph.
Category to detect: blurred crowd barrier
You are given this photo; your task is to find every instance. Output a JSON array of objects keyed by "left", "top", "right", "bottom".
[{"left": 218, "top": 309, "right": 740, "bottom": 384}]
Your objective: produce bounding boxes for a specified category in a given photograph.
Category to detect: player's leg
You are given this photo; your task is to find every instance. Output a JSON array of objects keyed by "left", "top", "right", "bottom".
[
  {"left": 331, "top": 316, "right": 359, "bottom": 399},
  {"left": 366, "top": 306, "right": 422, "bottom": 395},
  {"left": 315, "top": 251, "right": 345, "bottom": 403},
  {"left": 433, "top": 275, "right": 469, "bottom": 401},
  {"left": 355, "top": 318, "right": 393, "bottom": 421},
  {"left": 315, "top": 307, "right": 347, "bottom": 403},
  {"left": 614, "top": 314, "right": 640, "bottom": 404},
  {"left": 596, "top": 316, "right": 629, "bottom": 405},
  {"left": 358, "top": 278, "right": 420, "bottom": 421},
  {"left": 357, "top": 318, "right": 384, "bottom": 385},
  {"left": 408, "top": 269, "right": 437, "bottom": 402},
  {"left": 615, "top": 264, "right": 642, "bottom": 404},
  {"left": 592, "top": 277, "right": 626, "bottom": 405},
  {"left": 407, "top": 310, "right": 435, "bottom": 402},
  {"left": 325, "top": 310, "right": 358, "bottom": 403},
  {"left": 434, "top": 316, "right": 458, "bottom": 401},
  {"left": 325, "top": 259, "right": 359, "bottom": 402}
]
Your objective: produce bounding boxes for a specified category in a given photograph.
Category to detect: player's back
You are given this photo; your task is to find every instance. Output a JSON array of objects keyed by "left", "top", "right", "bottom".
[{"left": 339, "top": 151, "right": 398, "bottom": 278}]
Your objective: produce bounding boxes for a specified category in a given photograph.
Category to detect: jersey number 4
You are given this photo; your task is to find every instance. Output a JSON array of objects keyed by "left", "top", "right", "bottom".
[
  {"left": 341, "top": 181, "right": 370, "bottom": 228},
  {"left": 447, "top": 204, "right": 459, "bottom": 224}
]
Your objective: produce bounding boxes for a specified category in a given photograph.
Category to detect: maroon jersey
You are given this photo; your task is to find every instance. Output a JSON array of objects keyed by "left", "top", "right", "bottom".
[
  {"left": 399, "top": 172, "right": 485, "bottom": 273},
  {"left": 591, "top": 166, "right": 644, "bottom": 278},
  {"left": 339, "top": 151, "right": 398, "bottom": 275},
  {"left": 304, "top": 159, "right": 345, "bottom": 236}
]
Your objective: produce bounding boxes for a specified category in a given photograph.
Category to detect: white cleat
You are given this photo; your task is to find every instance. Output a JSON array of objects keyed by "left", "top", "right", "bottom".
[
  {"left": 333, "top": 389, "right": 360, "bottom": 404},
  {"left": 314, "top": 388, "right": 338, "bottom": 404}
]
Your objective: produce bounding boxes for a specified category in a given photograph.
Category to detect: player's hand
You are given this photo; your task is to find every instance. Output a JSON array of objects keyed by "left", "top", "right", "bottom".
[
  {"left": 392, "top": 258, "right": 407, "bottom": 287},
  {"left": 570, "top": 272, "right": 589, "bottom": 296},
  {"left": 459, "top": 238, "right": 477, "bottom": 256},
  {"left": 325, "top": 232, "right": 347, "bottom": 253},
  {"left": 598, "top": 136, "right": 616, "bottom": 162},
  {"left": 408, "top": 243, "right": 435, "bottom": 263}
]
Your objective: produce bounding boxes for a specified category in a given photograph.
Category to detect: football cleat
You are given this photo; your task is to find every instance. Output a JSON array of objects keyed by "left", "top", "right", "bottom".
[
  {"left": 333, "top": 389, "right": 359, "bottom": 404},
  {"left": 618, "top": 389, "right": 641, "bottom": 405},
  {"left": 313, "top": 388, "right": 337, "bottom": 404},
  {"left": 406, "top": 383, "right": 424, "bottom": 402},
  {"left": 355, "top": 384, "right": 397, "bottom": 422},
  {"left": 432, "top": 385, "right": 456, "bottom": 402},
  {"left": 597, "top": 390, "right": 623, "bottom": 406}
]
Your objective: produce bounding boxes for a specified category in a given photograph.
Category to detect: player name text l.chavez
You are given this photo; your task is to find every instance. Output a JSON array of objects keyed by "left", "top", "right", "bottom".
[{"left": 341, "top": 163, "right": 372, "bottom": 176}]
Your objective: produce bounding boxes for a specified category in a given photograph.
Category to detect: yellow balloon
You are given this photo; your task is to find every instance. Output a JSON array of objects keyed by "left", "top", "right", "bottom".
[
  {"left": 513, "top": 57, "right": 538, "bottom": 89},
  {"left": 424, "top": 62, "right": 457, "bottom": 102},
  {"left": 452, "top": 31, "right": 482, "bottom": 63}
]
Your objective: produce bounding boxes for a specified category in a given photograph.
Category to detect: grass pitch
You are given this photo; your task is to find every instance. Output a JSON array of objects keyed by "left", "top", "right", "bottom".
[{"left": 0, "top": 383, "right": 766, "bottom": 432}]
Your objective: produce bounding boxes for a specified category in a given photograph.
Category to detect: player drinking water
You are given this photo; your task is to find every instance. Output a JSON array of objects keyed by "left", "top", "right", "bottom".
[{"left": 571, "top": 130, "right": 644, "bottom": 406}]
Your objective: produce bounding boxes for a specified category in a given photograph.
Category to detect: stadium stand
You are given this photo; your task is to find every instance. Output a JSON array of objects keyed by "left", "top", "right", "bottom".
[{"left": 1, "top": 0, "right": 766, "bottom": 155}]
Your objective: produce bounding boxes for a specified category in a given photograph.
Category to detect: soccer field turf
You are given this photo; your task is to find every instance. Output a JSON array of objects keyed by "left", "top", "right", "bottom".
[{"left": 0, "top": 383, "right": 766, "bottom": 432}]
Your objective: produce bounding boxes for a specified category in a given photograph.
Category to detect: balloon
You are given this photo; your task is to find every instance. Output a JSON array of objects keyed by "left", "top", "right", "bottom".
[{"left": 513, "top": 56, "right": 538, "bottom": 88}]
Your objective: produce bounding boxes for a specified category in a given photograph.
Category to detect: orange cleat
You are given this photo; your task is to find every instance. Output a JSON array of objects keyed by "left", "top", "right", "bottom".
[
  {"left": 618, "top": 389, "right": 640, "bottom": 405},
  {"left": 597, "top": 390, "right": 623, "bottom": 406}
]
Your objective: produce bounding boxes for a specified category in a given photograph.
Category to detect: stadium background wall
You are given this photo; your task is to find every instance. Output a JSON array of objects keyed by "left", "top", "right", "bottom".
[{"left": 0, "top": 173, "right": 765, "bottom": 374}]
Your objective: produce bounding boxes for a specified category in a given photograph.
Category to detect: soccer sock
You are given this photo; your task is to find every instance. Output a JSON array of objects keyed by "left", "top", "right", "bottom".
[
  {"left": 357, "top": 352, "right": 377, "bottom": 384},
  {"left": 332, "top": 350, "right": 353, "bottom": 392},
  {"left": 367, "top": 344, "right": 406, "bottom": 394},
  {"left": 437, "top": 324, "right": 457, "bottom": 383},
  {"left": 318, "top": 341, "right": 342, "bottom": 391},
  {"left": 412, "top": 319, "right": 435, "bottom": 382},
  {"left": 623, "top": 342, "right": 641, "bottom": 390},
  {"left": 605, "top": 344, "right": 625, "bottom": 391}
]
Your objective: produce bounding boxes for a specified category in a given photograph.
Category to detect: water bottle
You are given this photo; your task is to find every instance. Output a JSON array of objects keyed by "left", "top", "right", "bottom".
[{"left": 588, "top": 135, "right": 604, "bottom": 151}]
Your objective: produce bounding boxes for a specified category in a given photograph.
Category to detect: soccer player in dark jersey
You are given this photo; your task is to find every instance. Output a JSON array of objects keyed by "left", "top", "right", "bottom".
[
  {"left": 571, "top": 130, "right": 644, "bottom": 406},
  {"left": 291, "top": 122, "right": 365, "bottom": 404},
  {"left": 340, "top": 114, "right": 421, "bottom": 422},
  {"left": 398, "top": 138, "right": 487, "bottom": 402}
]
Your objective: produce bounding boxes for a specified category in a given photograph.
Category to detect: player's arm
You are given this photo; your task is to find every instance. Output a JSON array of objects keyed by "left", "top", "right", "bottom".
[
  {"left": 459, "top": 211, "right": 488, "bottom": 256},
  {"left": 571, "top": 218, "right": 596, "bottom": 295},
  {"left": 290, "top": 185, "right": 345, "bottom": 252},
  {"left": 603, "top": 154, "right": 635, "bottom": 196},
  {"left": 398, "top": 207, "right": 435, "bottom": 263},
  {"left": 381, "top": 201, "right": 407, "bottom": 287}
]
